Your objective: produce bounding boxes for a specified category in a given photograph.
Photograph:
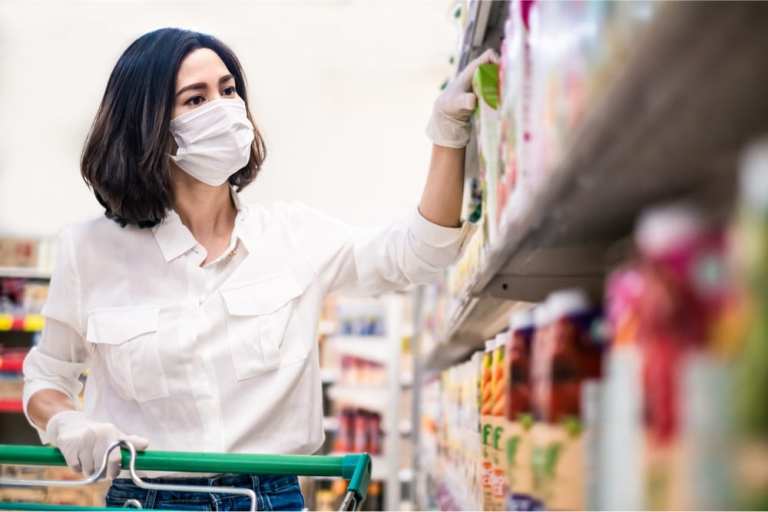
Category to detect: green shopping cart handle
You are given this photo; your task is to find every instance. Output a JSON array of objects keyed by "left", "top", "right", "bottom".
[{"left": 0, "top": 444, "right": 371, "bottom": 502}]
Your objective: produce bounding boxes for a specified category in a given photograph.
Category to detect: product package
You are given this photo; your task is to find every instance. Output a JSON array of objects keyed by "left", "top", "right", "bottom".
[
  {"left": 530, "top": 289, "right": 603, "bottom": 509},
  {"left": 504, "top": 309, "right": 540, "bottom": 510}
]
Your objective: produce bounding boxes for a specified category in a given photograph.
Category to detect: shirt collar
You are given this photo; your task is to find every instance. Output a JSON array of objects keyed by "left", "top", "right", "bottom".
[{"left": 153, "top": 186, "right": 250, "bottom": 262}]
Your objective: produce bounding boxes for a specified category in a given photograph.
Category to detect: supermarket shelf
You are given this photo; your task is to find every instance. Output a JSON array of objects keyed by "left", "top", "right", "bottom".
[
  {"left": 327, "top": 336, "right": 390, "bottom": 365},
  {"left": 371, "top": 456, "right": 386, "bottom": 481},
  {"left": 0, "top": 314, "right": 45, "bottom": 332},
  {"left": 322, "top": 416, "right": 339, "bottom": 432},
  {"left": 320, "top": 369, "right": 338, "bottom": 385},
  {"left": 428, "top": 2, "right": 768, "bottom": 372},
  {"left": 458, "top": 0, "right": 508, "bottom": 70},
  {"left": 0, "top": 400, "right": 23, "bottom": 413},
  {"left": 318, "top": 320, "right": 336, "bottom": 336},
  {"left": 328, "top": 453, "right": 410, "bottom": 483},
  {"left": 0, "top": 267, "right": 51, "bottom": 279},
  {"left": 327, "top": 385, "right": 388, "bottom": 414},
  {"left": 381, "top": 418, "right": 413, "bottom": 437}
]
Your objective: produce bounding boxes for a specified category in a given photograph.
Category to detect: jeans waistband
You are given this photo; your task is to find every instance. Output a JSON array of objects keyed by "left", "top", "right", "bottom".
[{"left": 110, "top": 473, "right": 299, "bottom": 494}]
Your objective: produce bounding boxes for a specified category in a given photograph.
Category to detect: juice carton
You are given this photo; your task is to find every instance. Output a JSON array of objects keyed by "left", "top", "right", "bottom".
[
  {"left": 530, "top": 289, "right": 603, "bottom": 510},
  {"left": 632, "top": 204, "right": 728, "bottom": 510},
  {"left": 480, "top": 340, "right": 497, "bottom": 509},
  {"left": 505, "top": 309, "right": 538, "bottom": 508},
  {"left": 489, "top": 334, "right": 509, "bottom": 510}
]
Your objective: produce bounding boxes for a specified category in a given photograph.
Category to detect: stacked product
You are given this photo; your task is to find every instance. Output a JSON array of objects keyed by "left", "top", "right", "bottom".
[
  {"left": 599, "top": 140, "right": 768, "bottom": 510},
  {"left": 423, "top": 290, "right": 605, "bottom": 511},
  {"left": 338, "top": 357, "right": 387, "bottom": 388},
  {"left": 0, "top": 278, "right": 49, "bottom": 315},
  {"left": 443, "top": 0, "right": 659, "bottom": 329},
  {"left": 424, "top": 139, "right": 768, "bottom": 510},
  {"left": 480, "top": 335, "right": 507, "bottom": 510},
  {"left": 0, "top": 238, "right": 54, "bottom": 270},
  {"left": 333, "top": 409, "right": 383, "bottom": 456},
  {"left": 0, "top": 348, "right": 26, "bottom": 409},
  {"left": 527, "top": 0, "right": 655, "bottom": 187},
  {"left": 528, "top": 290, "right": 604, "bottom": 510},
  {"left": 602, "top": 202, "right": 729, "bottom": 510},
  {"left": 436, "top": 353, "right": 483, "bottom": 511}
]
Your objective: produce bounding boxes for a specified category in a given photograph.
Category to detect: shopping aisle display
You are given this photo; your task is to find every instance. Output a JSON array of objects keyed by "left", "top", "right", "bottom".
[
  {"left": 426, "top": 0, "right": 768, "bottom": 369},
  {"left": 312, "top": 294, "right": 415, "bottom": 511},
  {"left": 0, "top": 238, "right": 112, "bottom": 506},
  {"left": 419, "top": 155, "right": 768, "bottom": 509},
  {"left": 415, "top": 0, "right": 768, "bottom": 510},
  {"left": 0, "top": 237, "right": 52, "bottom": 426}
]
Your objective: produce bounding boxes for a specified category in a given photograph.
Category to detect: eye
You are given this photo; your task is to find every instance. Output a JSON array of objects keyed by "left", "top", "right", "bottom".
[
  {"left": 223, "top": 86, "right": 237, "bottom": 97},
  {"left": 185, "top": 95, "right": 205, "bottom": 106}
]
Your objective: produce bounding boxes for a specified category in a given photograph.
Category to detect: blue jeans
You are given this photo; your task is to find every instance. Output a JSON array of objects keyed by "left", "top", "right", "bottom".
[{"left": 105, "top": 473, "right": 305, "bottom": 511}]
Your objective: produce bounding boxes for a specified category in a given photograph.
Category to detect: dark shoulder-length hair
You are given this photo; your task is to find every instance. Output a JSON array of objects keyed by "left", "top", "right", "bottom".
[{"left": 81, "top": 28, "right": 266, "bottom": 228}]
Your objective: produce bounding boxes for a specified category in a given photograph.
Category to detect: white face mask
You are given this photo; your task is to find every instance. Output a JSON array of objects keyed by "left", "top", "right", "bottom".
[{"left": 169, "top": 98, "right": 255, "bottom": 187}]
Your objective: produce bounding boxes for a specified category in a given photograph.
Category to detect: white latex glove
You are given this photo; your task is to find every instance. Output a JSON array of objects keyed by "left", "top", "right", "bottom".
[
  {"left": 46, "top": 410, "right": 149, "bottom": 479},
  {"left": 426, "top": 48, "right": 501, "bottom": 148}
]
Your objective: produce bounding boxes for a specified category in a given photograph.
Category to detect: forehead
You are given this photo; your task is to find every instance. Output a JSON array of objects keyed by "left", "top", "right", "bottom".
[{"left": 176, "top": 48, "right": 231, "bottom": 88}]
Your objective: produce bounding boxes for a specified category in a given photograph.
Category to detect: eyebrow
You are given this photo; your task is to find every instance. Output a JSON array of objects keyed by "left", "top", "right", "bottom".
[{"left": 176, "top": 74, "right": 234, "bottom": 97}]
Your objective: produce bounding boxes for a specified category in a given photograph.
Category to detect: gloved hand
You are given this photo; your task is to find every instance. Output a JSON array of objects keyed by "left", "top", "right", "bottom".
[
  {"left": 46, "top": 410, "right": 149, "bottom": 479},
  {"left": 426, "top": 48, "right": 501, "bottom": 148}
]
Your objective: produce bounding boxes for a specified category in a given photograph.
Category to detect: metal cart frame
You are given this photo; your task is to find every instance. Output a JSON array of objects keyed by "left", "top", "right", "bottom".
[{"left": 0, "top": 442, "right": 371, "bottom": 511}]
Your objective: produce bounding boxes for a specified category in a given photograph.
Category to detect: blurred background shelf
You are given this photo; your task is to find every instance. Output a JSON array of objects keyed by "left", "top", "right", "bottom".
[
  {"left": 0, "top": 314, "right": 45, "bottom": 332},
  {"left": 326, "top": 336, "right": 390, "bottom": 365},
  {"left": 327, "top": 385, "right": 389, "bottom": 415},
  {"left": 0, "top": 267, "right": 50, "bottom": 280},
  {"left": 429, "top": 1, "right": 768, "bottom": 373},
  {"left": 0, "top": 400, "right": 23, "bottom": 413}
]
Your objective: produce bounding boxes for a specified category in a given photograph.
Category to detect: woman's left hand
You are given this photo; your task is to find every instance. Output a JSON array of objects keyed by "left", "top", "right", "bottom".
[{"left": 426, "top": 48, "right": 501, "bottom": 149}]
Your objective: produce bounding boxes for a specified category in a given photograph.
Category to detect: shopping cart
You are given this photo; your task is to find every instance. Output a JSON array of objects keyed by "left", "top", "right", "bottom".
[{"left": 0, "top": 441, "right": 371, "bottom": 511}]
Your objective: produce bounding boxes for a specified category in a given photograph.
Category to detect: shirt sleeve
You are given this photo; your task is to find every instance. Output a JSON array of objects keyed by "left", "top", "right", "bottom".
[
  {"left": 279, "top": 202, "right": 475, "bottom": 296},
  {"left": 22, "top": 228, "right": 90, "bottom": 443}
]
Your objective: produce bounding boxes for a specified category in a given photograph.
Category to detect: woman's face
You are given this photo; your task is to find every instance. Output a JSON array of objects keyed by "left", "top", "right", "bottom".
[{"left": 173, "top": 48, "right": 239, "bottom": 118}]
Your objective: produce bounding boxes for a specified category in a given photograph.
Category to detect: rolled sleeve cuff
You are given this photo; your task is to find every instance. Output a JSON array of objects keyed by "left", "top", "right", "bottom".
[
  {"left": 410, "top": 207, "right": 475, "bottom": 249},
  {"left": 22, "top": 347, "right": 86, "bottom": 444},
  {"left": 22, "top": 380, "right": 64, "bottom": 445}
]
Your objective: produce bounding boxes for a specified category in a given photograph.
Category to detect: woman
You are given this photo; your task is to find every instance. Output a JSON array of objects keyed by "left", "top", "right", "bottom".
[{"left": 22, "top": 28, "right": 496, "bottom": 510}]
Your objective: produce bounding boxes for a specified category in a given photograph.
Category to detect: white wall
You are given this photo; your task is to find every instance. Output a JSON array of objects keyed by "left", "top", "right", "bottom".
[{"left": 0, "top": 0, "right": 458, "bottom": 237}]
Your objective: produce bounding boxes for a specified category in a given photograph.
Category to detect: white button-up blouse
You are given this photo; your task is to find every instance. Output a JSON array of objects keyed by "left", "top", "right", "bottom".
[{"left": 22, "top": 191, "right": 471, "bottom": 469}]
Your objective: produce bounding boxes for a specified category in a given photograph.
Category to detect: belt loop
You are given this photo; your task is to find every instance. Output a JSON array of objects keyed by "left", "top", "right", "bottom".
[{"left": 146, "top": 489, "right": 158, "bottom": 510}]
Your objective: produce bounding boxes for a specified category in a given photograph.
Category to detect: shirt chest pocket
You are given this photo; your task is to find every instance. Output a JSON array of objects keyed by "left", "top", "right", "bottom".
[
  {"left": 85, "top": 307, "right": 169, "bottom": 402},
  {"left": 220, "top": 272, "right": 308, "bottom": 380}
]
